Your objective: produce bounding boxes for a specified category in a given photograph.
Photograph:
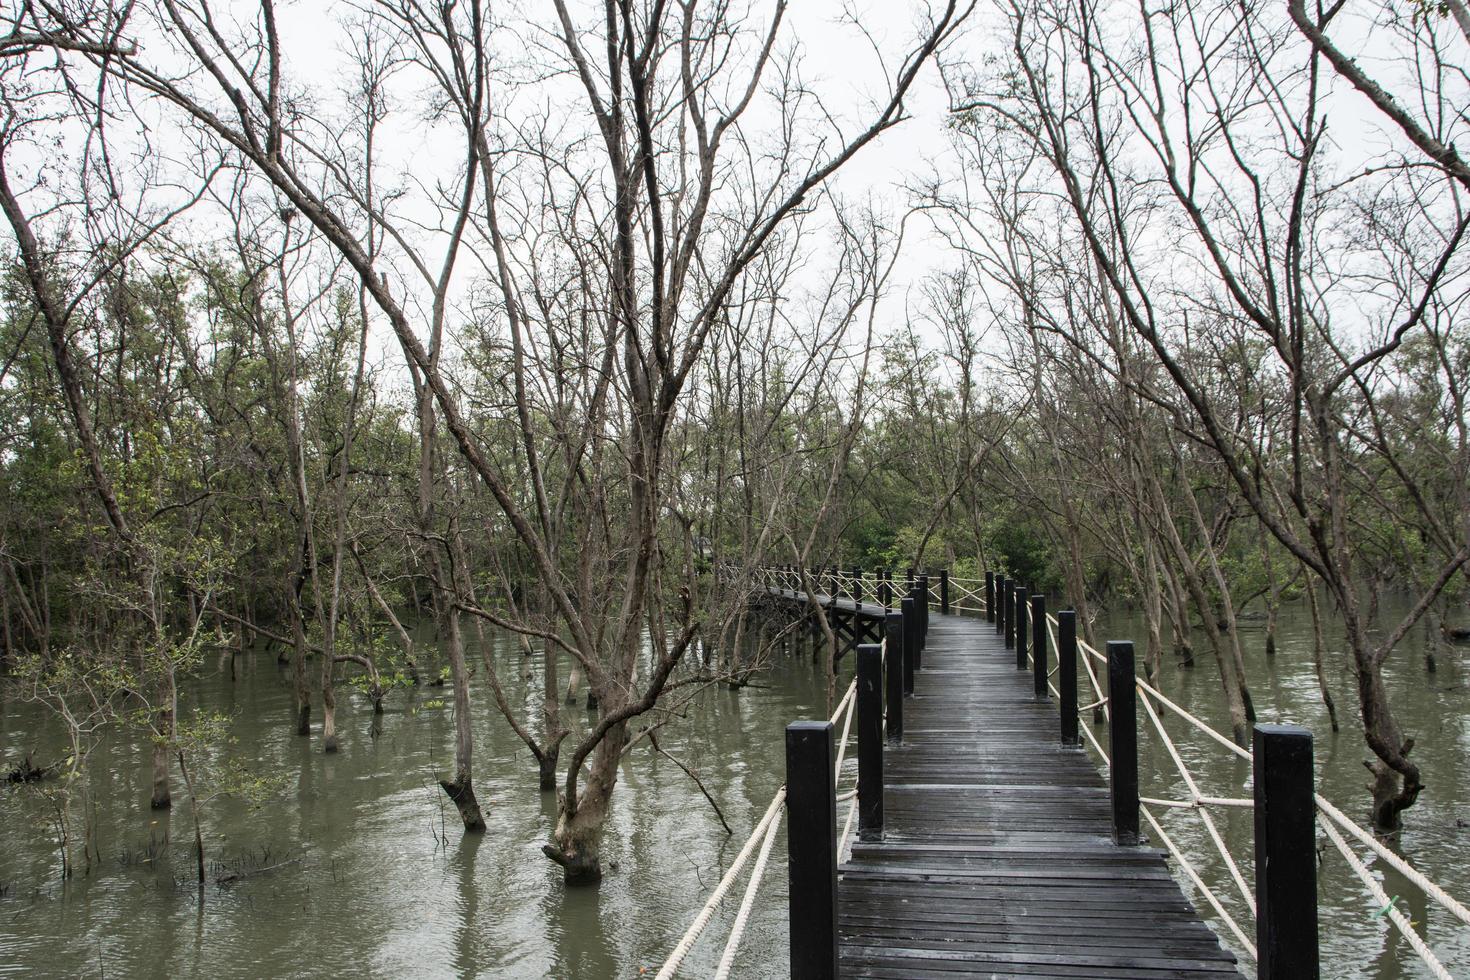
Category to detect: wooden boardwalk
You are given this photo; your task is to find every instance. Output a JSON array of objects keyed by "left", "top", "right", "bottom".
[{"left": 837, "top": 611, "right": 1240, "bottom": 979}]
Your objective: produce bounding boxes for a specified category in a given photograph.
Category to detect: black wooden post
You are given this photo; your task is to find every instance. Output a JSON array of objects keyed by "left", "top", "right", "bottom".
[
  {"left": 916, "top": 575, "right": 930, "bottom": 652},
  {"left": 1106, "top": 641, "right": 1141, "bottom": 844},
  {"left": 939, "top": 569, "right": 950, "bottom": 614},
  {"left": 829, "top": 566, "right": 839, "bottom": 599},
  {"left": 1014, "top": 585, "right": 1029, "bottom": 670},
  {"left": 1254, "top": 724, "right": 1318, "bottom": 979},
  {"left": 985, "top": 571, "right": 995, "bottom": 624},
  {"left": 1059, "top": 610, "right": 1079, "bottom": 746},
  {"left": 999, "top": 575, "right": 1011, "bottom": 637},
  {"left": 1003, "top": 579, "right": 1014, "bottom": 648},
  {"left": 906, "top": 568, "right": 915, "bottom": 593},
  {"left": 1031, "top": 593, "right": 1048, "bottom": 699},
  {"left": 787, "top": 720, "right": 838, "bottom": 979},
  {"left": 857, "top": 643, "right": 884, "bottom": 840},
  {"left": 900, "top": 597, "right": 917, "bottom": 695},
  {"left": 850, "top": 566, "right": 862, "bottom": 602},
  {"left": 877, "top": 572, "right": 890, "bottom": 609},
  {"left": 885, "top": 612, "right": 904, "bottom": 740}
]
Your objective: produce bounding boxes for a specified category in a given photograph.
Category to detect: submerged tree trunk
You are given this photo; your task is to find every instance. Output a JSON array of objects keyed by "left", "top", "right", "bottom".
[
  {"left": 544, "top": 720, "right": 627, "bottom": 884},
  {"left": 436, "top": 579, "right": 485, "bottom": 832},
  {"left": 177, "top": 751, "right": 205, "bottom": 885},
  {"left": 1163, "top": 567, "right": 1195, "bottom": 668},
  {"left": 320, "top": 653, "right": 338, "bottom": 753},
  {"left": 289, "top": 588, "right": 311, "bottom": 735},
  {"left": 1358, "top": 654, "right": 1422, "bottom": 832},
  {"left": 151, "top": 675, "right": 173, "bottom": 809}
]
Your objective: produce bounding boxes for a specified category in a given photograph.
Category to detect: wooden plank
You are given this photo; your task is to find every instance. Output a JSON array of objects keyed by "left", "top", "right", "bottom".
[{"left": 832, "top": 610, "right": 1241, "bottom": 979}]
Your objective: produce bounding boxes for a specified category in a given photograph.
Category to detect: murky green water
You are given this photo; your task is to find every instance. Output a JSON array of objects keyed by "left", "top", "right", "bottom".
[
  {"left": 1, "top": 595, "right": 1467, "bottom": 978},
  {"left": 0, "top": 630, "right": 827, "bottom": 978}
]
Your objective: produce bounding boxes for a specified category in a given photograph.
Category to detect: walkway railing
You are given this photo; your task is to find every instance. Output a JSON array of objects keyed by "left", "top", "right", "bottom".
[
  {"left": 673, "top": 564, "right": 1470, "bottom": 977},
  {"left": 992, "top": 580, "right": 1469, "bottom": 980},
  {"left": 659, "top": 565, "right": 925, "bottom": 978}
]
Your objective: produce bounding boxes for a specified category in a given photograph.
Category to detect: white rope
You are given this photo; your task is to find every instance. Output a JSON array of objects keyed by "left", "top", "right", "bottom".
[
  {"left": 1142, "top": 805, "right": 1258, "bottom": 960},
  {"left": 1033, "top": 603, "right": 1468, "bottom": 978},
  {"left": 657, "top": 787, "right": 787, "bottom": 980},
  {"left": 761, "top": 565, "right": 1470, "bottom": 980},
  {"left": 831, "top": 679, "right": 857, "bottom": 779},
  {"left": 712, "top": 799, "right": 784, "bottom": 980},
  {"left": 837, "top": 793, "right": 858, "bottom": 864},
  {"left": 1140, "top": 795, "right": 1252, "bottom": 809},
  {"left": 1078, "top": 707, "right": 1109, "bottom": 765},
  {"left": 828, "top": 678, "right": 856, "bottom": 727},
  {"left": 1075, "top": 636, "right": 1110, "bottom": 721},
  {"left": 1139, "top": 689, "right": 1256, "bottom": 916},
  {"left": 1319, "top": 816, "right": 1455, "bottom": 980},
  {"left": 1315, "top": 794, "right": 1470, "bottom": 930}
]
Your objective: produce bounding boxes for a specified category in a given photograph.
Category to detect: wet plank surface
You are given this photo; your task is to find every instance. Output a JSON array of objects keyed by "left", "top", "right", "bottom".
[{"left": 835, "top": 611, "right": 1239, "bottom": 979}]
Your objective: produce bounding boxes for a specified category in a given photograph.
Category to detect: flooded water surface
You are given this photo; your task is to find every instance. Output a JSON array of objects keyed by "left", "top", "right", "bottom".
[{"left": 1, "top": 595, "right": 1468, "bottom": 978}]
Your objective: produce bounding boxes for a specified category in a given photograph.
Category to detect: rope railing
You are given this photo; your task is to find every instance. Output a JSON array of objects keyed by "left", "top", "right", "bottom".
[
  {"left": 656, "top": 633, "right": 886, "bottom": 977},
  {"left": 749, "top": 563, "right": 961, "bottom": 615},
  {"left": 720, "top": 563, "right": 1469, "bottom": 975},
  {"left": 946, "top": 574, "right": 989, "bottom": 614},
  {"left": 656, "top": 787, "right": 787, "bottom": 980},
  {"left": 1015, "top": 597, "right": 1470, "bottom": 977}
]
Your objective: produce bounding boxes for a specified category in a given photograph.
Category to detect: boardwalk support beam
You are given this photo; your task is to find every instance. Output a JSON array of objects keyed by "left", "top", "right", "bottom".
[
  {"left": 1107, "top": 640, "right": 1141, "bottom": 845},
  {"left": 939, "top": 569, "right": 950, "bottom": 614},
  {"left": 786, "top": 720, "right": 838, "bottom": 980},
  {"left": 857, "top": 643, "right": 884, "bottom": 840},
  {"left": 1253, "top": 724, "right": 1319, "bottom": 979},
  {"left": 985, "top": 571, "right": 995, "bottom": 623}
]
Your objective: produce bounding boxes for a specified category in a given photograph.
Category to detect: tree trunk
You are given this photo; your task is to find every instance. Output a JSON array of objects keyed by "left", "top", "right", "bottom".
[
  {"left": 151, "top": 677, "right": 173, "bottom": 809},
  {"left": 538, "top": 746, "right": 560, "bottom": 793},
  {"left": 545, "top": 721, "right": 626, "bottom": 884},
  {"left": 290, "top": 577, "right": 311, "bottom": 736},
  {"left": 1358, "top": 653, "right": 1423, "bottom": 832},
  {"left": 1306, "top": 585, "right": 1340, "bottom": 732},
  {"left": 321, "top": 665, "right": 338, "bottom": 753},
  {"left": 1139, "top": 544, "right": 1165, "bottom": 684},
  {"left": 541, "top": 638, "right": 560, "bottom": 791},
  {"left": 438, "top": 584, "right": 485, "bottom": 832},
  {"left": 177, "top": 751, "right": 205, "bottom": 885}
]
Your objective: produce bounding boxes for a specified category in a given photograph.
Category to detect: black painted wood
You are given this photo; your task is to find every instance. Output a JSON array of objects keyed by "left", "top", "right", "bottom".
[
  {"left": 1003, "top": 578, "right": 1014, "bottom": 648},
  {"left": 858, "top": 643, "right": 884, "bottom": 840},
  {"left": 885, "top": 612, "right": 904, "bottom": 742},
  {"left": 1253, "top": 724, "right": 1318, "bottom": 979},
  {"left": 1059, "top": 610, "right": 1079, "bottom": 746},
  {"left": 788, "top": 720, "right": 839, "bottom": 980},
  {"left": 1015, "top": 585, "right": 1029, "bottom": 670},
  {"left": 1032, "top": 593, "right": 1048, "bottom": 700},
  {"left": 838, "top": 614, "right": 1237, "bottom": 979},
  {"left": 1106, "top": 641, "right": 1141, "bottom": 846},
  {"left": 901, "top": 598, "right": 918, "bottom": 696},
  {"left": 917, "top": 575, "right": 930, "bottom": 647}
]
